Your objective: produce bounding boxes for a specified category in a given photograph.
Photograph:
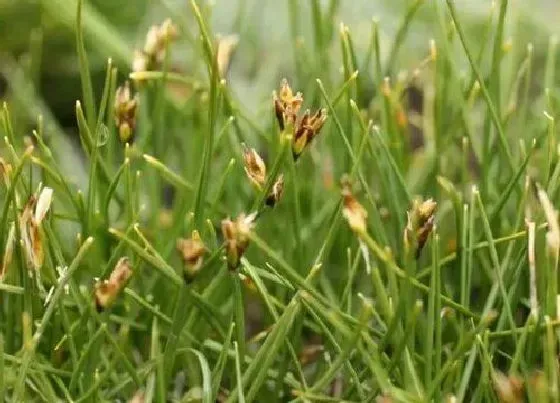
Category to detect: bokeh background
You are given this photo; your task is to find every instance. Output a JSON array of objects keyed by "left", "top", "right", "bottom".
[{"left": 0, "top": 0, "right": 558, "bottom": 183}]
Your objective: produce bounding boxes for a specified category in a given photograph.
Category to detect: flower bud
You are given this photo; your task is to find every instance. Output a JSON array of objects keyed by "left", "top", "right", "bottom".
[{"left": 114, "top": 81, "right": 138, "bottom": 143}]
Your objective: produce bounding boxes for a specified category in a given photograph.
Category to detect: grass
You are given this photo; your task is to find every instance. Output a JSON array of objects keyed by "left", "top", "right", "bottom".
[{"left": 1, "top": 0, "right": 560, "bottom": 401}]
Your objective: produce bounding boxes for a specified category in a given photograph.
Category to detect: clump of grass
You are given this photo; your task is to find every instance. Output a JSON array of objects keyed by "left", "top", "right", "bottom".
[{"left": 1, "top": 0, "right": 560, "bottom": 401}]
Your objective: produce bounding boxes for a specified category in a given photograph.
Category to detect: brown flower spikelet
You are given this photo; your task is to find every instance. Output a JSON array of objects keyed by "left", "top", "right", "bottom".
[
  {"left": 404, "top": 198, "right": 437, "bottom": 258},
  {"left": 221, "top": 213, "right": 256, "bottom": 270},
  {"left": 176, "top": 231, "right": 206, "bottom": 282},
  {"left": 242, "top": 145, "right": 267, "bottom": 189},
  {"left": 114, "top": 81, "right": 139, "bottom": 143},
  {"left": 341, "top": 178, "right": 368, "bottom": 236},
  {"left": 95, "top": 257, "right": 133, "bottom": 310}
]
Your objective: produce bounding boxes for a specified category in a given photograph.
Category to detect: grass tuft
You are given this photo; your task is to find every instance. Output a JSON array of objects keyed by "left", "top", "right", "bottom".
[{"left": 1, "top": 0, "right": 560, "bottom": 401}]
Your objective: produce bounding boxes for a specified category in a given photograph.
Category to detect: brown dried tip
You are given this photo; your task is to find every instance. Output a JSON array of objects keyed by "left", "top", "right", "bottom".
[
  {"left": 20, "top": 187, "right": 53, "bottom": 271},
  {"left": 221, "top": 213, "right": 256, "bottom": 270},
  {"left": 114, "top": 81, "right": 139, "bottom": 144},
  {"left": 292, "top": 108, "right": 328, "bottom": 160},
  {"left": 241, "top": 274, "right": 257, "bottom": 292},
  {"left": 492, "top": 371, "right": 524, "bottom": 403},
  {"left": 176, "top": 231, "right": 206, "bottom": 283},
  {"left": 217, "top": 34, "right": 239, "bottom": 77},
  {"left": 265, "top": 174, "right": 285, "bottom": 208},
  {"left": 341, "top": 178, "right": 368, "bottom": 236},
  {"left": 404, "top": 198, "right": 437, "bottom": 259},
  {"left": 0, "top": 223, "right": 15, "bottom": 281},
  {"left": 242, "top": 145, "right": 267, "bottom": 189},
  {"left": 95, "top": 257, "right": 133, "bottom": 310},
  {"left": 273, "top": 79, "right": 303, "bottom": 131}
]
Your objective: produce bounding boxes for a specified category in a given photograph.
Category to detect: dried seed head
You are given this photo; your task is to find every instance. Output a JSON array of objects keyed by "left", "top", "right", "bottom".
[
  {"left": 265, "top": 174, "right": 285, "bottom": 208},
  {"left": 176, "top": 231, "right": 206, "bottom": 282},
  {"left": 95, "top": 257, "right": 133, "bottom": 310},
  {"left": 292, "top": 108, "right": 328, "bottom": 160},
  {"left": 242, "top": 145, "right": 267, "bottom": 189},
  {"left": 221, "top": 213, "right": 256, "bottom": 270},
  {"left": 114, "top": 81, "right": 139, "bottom": 143},
  {"left": 492, "top": 371, "right": 524, "bottom": 403},
  {"left": 404, "top": 198, "right": 437, "bottom": 258},
  {"left": 273, "top": 79, "right": 303, "bottom": 131},
  {"left": 341, "top": 178, "right": 368, "bottom": 236}
]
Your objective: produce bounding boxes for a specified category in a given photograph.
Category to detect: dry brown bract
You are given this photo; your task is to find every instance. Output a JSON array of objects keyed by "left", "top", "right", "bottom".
[
  {"left": 292, "top": 108, "right": 327, "bottom": 160},
  {"left": 265, "top": 174, "right": 285, "bottom": 207},
  {"left": 95, "top": 257, "right": 133, "bottom": 310}
]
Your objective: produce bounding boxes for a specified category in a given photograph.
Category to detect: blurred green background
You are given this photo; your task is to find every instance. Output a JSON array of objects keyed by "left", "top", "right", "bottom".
[{"left": 0, "top": 0, "right": 557, "bottom": 172}]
